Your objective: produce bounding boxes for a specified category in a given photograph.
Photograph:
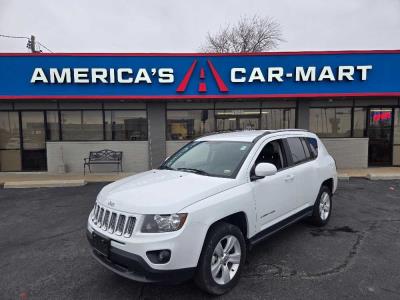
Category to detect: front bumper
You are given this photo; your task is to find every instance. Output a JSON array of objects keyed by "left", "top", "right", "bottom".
[{"left": 87, "top": 230, "right": 195, "bottom": 283}]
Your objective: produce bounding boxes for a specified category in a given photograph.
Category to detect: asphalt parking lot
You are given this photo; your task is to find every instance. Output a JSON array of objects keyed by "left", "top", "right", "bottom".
[{"left": 0, "top": 179, "right": 399, "bottom": 300}]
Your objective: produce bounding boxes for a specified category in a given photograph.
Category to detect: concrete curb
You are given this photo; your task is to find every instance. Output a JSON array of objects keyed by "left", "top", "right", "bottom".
[
  {"left": 338, "top": 174, "right": 350, "bottom": 181},
  {"left": 367, "top": 174, "right": 400, "bottom": 180},
  {"left": 3, "top": 179, "right": 87, "bottom": 189}
]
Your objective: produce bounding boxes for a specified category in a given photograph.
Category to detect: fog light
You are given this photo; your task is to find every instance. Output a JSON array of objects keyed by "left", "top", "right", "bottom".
[{"left": 146, "top": 249, "right": 171, "bottom": 264}]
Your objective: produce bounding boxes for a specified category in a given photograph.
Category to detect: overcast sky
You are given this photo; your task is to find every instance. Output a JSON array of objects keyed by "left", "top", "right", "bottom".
[{"left": 0, "top": 0, "right": 399, "bottom": 53}]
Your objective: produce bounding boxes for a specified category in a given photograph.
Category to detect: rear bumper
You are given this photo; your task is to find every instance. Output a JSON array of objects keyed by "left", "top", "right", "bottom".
[{"left": 86, "top": 230, "right": 195, "bottom": 283}]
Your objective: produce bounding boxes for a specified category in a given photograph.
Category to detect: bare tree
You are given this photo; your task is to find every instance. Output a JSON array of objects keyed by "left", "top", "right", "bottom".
[{"left": 201, "top": 15, "right": 283, "bottom": 53}]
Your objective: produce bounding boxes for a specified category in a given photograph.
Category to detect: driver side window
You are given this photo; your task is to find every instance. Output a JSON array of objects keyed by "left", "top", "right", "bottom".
[{"left": 255, "top": 139, "right": 286, "bottom": 170}]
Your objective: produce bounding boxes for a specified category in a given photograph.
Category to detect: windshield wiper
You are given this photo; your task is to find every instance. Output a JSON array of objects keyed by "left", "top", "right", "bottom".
[
  {"left": 177, "top": 167, "right": 210, "bottom": 176},
  {"left": 159, "top": 165, "right": 175, "bottom": 170}
]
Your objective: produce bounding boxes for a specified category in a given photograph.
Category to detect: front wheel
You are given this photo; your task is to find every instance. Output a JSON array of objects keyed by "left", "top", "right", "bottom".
[
  {"left": 310, "top": 185, "right": 332, "bottom": 226},
  {"left": 194, "top": 222, "right": 246, "bottom": 295}
]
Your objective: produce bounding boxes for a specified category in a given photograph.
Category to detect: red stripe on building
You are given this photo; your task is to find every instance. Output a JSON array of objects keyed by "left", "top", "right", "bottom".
[
  {"left": 200, "top": 68, "right": 205, "bottom": 79},
  {"left": 176, "top": 60, "right": 197, "bottom": 92},
  {"left": 207, "top": 60, "right": 228, "bottom": 92},
  {"left": 198, "top": 82, "right": 207, "bottom": 93}
]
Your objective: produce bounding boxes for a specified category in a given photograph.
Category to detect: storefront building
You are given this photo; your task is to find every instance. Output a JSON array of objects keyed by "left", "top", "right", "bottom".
[{"left": 0, "top": 50, "right": 399, "bottom": 173}]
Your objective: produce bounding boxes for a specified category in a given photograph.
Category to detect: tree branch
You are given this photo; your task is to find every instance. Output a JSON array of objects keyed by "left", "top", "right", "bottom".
[{"left": 201, "top": 15, "right": 283, "bottom": 53}]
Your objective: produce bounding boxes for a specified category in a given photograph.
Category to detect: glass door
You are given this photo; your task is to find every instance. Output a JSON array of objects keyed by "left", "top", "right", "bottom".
[
  {"left": 21, "top": 111, "right": 47, "bottom": 171},
  {"left": 367, "top": 108, "right": 394, "bottom": 166}
]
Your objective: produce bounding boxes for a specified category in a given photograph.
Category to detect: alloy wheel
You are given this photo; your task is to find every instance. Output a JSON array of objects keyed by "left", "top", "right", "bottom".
[
  {"left": 210, "top": 235, "right": 241, "bottom": 285},
  {"left": 319, "top": 192, "right": 331, "bottom": 220}
]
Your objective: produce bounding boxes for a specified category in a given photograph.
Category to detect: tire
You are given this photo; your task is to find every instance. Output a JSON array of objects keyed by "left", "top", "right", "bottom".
[
  {"left": 310, "top": 185, "right": 332, "bottom": 226},
  {"left": 194, "top": 222, "right": 246, "bottom": 295}
]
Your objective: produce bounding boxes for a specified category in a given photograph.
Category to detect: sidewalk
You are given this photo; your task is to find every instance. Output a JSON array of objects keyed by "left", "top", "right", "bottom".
[
  {"left": 339, "top": 167, "right": 400, "bottom": 180},
  {"left": 0, "top": 172, "right": 134, "bottom": 188},
  {"left": 0, "top": 168, "right": 399, "bottom": 188}
]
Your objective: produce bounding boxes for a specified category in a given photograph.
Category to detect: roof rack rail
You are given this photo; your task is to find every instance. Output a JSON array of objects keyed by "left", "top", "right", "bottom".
[
  {"left": 273, "top": 128, "right": 309, "bottom": 133},
  {"left": 252, "top": 128, "right": 310, "bottom": 143},
  {"left": 252, "top": 131, "right": 272, "bottom": 143},
  {"left": 197, "top": 128, "right": 310, "bottom": 143}
]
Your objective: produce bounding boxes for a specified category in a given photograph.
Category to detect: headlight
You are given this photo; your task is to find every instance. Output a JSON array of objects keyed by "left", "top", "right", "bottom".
[{"left": 141, "top": 213, "right": 188, "bottom": 233}]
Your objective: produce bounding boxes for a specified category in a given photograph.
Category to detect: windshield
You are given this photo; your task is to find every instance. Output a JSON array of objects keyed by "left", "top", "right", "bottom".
[{"left": 160, "top": 141, "right": 252, "bottom": 178}]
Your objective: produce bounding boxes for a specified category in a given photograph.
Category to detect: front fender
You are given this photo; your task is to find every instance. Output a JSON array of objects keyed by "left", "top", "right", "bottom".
[{"left": 178, "top": 183, "right": 255, "bottom": 266}]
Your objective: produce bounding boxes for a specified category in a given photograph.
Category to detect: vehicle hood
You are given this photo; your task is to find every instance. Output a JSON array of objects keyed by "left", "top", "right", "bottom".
[{"left": 97, "top": 170, "right": 239, "bottom": 214}]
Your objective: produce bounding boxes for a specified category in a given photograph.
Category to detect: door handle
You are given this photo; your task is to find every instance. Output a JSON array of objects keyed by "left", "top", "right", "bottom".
[{"left": 284, "top": 174, "right": 295, "bottom": 182}]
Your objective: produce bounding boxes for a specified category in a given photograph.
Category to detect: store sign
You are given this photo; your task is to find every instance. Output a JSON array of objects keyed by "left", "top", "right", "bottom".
[{"left": 0, "top": 51, "right": 399, "bottom": 99}]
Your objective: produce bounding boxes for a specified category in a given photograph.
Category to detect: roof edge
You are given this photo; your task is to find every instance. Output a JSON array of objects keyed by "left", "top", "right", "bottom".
[{"left": 1, "top": 49, "right": 400, "bottom": 57}]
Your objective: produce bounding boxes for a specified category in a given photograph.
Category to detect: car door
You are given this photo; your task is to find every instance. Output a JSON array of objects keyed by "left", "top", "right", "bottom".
[
  {"left": 301, "top": 136, "right": 322, "bottom": 206},
  {"left": 282, "top": 136, "right": 314, "bottom": 210},
  {"left": 250, "top": 137, "right": 298, "bottom": 231}
]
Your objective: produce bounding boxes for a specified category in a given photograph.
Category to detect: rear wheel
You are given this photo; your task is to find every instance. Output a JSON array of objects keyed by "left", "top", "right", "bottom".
[
  {"left": 310, "top": 185, "right": 332, "bottom": 226},
  {"left": 194, "top": 222, "right": 246, "bottom": 295}
]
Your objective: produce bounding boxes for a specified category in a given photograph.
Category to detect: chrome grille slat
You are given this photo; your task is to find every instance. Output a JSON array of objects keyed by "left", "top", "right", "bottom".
[
  {"left": 92, "top": 204, "right": 136, "bottom": 237},
  {"left": 108, "top": 213, "right": 117, "bottom": 233},
  {"left": 115, "top": 214, "right": 126, "bottom": 236},
  {"left": 123, "top": 216, "right": 136, "bottom": 237},
  {"left": 102, "top": 210, "right": 110, "bottom": 230},
  {"left": 97, "top": 208, "right": 104, "bottom": 226},
  {"left": 91, "top": 205, "right": 95, "bottom": 221},
  {"left": 93, "top": 205, "right": 100, "bottom": 224}
]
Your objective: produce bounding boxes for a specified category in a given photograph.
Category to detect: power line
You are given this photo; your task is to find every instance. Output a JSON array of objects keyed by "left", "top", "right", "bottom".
[
  {"left": 37, "top": 41, "right": 53, "bottom": 53},
  {"left": 0, "top": 33, "right": 29, "bottom": 40}
]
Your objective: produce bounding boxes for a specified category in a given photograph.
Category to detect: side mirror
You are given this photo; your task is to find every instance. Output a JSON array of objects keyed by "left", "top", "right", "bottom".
[{"left": 254, "top": 163, "right": 277, "bottom": 178}]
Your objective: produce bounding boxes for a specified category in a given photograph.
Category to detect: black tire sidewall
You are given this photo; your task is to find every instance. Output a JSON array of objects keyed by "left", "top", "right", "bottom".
[{"left": 194, "top": 222, "right": 246, "bottom": 295}]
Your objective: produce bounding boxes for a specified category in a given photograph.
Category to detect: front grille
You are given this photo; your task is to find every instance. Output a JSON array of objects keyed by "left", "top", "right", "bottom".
[{"left": 91, "top": 203, "right": 136, "bottom": 237}]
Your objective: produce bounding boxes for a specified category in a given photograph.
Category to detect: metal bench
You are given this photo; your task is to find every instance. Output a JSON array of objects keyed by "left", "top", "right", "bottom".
[{"left": 83, "top": 149, "right": 123, "bottom": 175}]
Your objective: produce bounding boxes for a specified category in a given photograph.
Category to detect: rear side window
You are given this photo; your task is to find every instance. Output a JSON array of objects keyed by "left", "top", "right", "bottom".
[
  {"left": 286, "top": 137, "right": 307, "bottom": 164},
  {"left": 300, "top": 138, "right": 311, "bottom": 158},
  {"left": 306, "top": 137, "right": 318, "bottom": 158}
]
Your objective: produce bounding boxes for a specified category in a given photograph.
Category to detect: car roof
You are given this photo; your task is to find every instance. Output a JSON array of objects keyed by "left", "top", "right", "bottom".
[{"left": 196, "top": 129, "right": 311, "bottom": 143}]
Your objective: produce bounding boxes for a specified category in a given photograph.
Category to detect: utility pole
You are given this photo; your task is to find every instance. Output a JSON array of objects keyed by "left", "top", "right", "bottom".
[
  {"left": 30, "top": 35, "right": 36, "bottom": 52},
  {"left": 27, "top": 35, "right": 40, "bottom": 53}
]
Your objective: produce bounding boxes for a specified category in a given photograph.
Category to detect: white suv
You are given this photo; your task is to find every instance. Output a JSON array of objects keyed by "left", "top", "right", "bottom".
[{"left": 87, "top": 130, "right": 337, "bottom": 295}]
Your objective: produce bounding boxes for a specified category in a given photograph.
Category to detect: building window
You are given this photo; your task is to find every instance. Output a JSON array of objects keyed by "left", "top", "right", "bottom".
[
  {"left": 104, "top": 110, "right": 147, "bottom": 141},
  {"left": 215, "top": 109, "right": 260, "bottom": 131},
  {"left": 353, "top": 107, "right": 367, "bottom": 137},
  {"left": 309, "top": 108, "right": 352, "bottom": 137},
  {"left": 61, "top": 110, "right": 103, "bottom": 141},
  {"left": 0, "top": 111, "right": 20, "bottom": 149},
  {"left": 0, "top": 112, "right": 21, "bottom": 171},
  {"left": 261, "top": 108, "right": 296, "bottom": 129},
  {"left": 167, "top": 110, "right": 214, "bottom": 140},
  {"left": 46, "top": 111, "right": 60, "bottom": 141}
]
